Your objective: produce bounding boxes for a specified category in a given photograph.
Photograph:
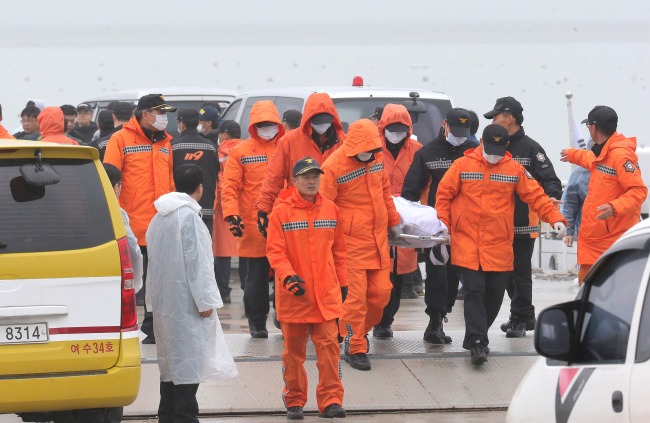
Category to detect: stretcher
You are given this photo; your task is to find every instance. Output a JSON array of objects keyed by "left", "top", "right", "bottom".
[{"left": 389, "top": 197, "right": 449, "bottom": 248}]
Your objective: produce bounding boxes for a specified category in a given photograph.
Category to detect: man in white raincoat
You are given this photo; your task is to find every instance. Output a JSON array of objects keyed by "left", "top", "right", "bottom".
[{"left": 146, "top": 163, "right": 238, "bottom": 423}]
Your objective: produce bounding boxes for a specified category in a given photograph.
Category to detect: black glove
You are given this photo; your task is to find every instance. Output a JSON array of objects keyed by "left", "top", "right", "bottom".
[
  {"left": 340, "top": 286, "right": 348, "bottom": 303},
  {"left": 227, "top": 215, "right": 244, "bottom": 237},
  {"left": 257, "top": 211, "right": 269, "bottom": 238},
  {"left": 284, "top": 275, "right": 306, "bottom": 296}
]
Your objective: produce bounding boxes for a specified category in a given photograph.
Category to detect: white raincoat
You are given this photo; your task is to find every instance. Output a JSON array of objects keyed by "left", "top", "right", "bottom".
[
  {"left": 120, "top": 208, "right": 143, "bottom": 293},
  {"left": 146, "top": 192, "right": 238, "bottom": 384}
]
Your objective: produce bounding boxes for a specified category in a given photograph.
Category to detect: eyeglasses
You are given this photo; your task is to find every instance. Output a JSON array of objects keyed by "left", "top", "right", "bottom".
[{"left": 20, "top": 119, "right": 37, "bottom": 124}]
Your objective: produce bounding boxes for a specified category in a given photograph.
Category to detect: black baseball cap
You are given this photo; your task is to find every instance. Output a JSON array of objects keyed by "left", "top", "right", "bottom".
[
  {"left": 581, "top": 105, "right": 618, "bottom": 131},
  {"left": 481, "top": 124, "right": 509, "bottom": 156},
  {"left": 137, "top": 94, "right": 177, "bottom": 112},
  {"left": 311, "top": 113, "right": 334, "bottom": 125},
  {"left": 198, "top": 106, "right": 220, "bottom": 122},
  {"left": 218, "top": 120, "right": 241, "bottom": 139},
  {"left": 77, "top": 103, "right": 92, "bottom": 113},
  {"left": 177, "top": 107, "right": 199, "bottom": 122},
  {"left": 385, "top": 122, "right": 409, "bottom": 133},
  {"left": 483, "top": 96, "right": 523, "bottom": 119},
  {"left": 445, "top": 108, "right": 471, "bottom": 137},
  {"left": 292, "top": 156, "right": 324, "bottom": 177},
  {"left": 112, "top": 101, "right": 134, "bottom": 120},
  {"left": 97, "top": 109, "right": 114, "bottom": 127},
  {"left": 369, "top": 106, "right": 384, "bottom": 120},
  {"left": 282, "top": 109, "right": 302, "bottom": 127}
]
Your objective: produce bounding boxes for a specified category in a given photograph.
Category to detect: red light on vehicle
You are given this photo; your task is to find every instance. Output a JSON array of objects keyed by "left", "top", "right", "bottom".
[
  {"left": 352, "top": 76, "right": 364, "bottom": 87},
  {"left": 118, "top": 237, "right": 138, "bottom": 330}
]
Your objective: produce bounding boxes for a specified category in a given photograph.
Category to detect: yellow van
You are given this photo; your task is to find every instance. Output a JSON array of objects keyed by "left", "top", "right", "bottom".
[{"left": 0, "top": 141, "right": 140, "bottom": 422}]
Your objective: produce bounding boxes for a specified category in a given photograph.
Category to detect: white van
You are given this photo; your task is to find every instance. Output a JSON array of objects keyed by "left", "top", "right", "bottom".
[
  {"left": 507, "top": 218, "right": 650, "bottom": 422},
  {"left": 220, "top": 86, "right": 454, "bottom": 140}
]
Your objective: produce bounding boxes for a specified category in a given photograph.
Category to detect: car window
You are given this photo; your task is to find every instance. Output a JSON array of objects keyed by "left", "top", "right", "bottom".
[
  {"left": 575, "top": 249, "right": 647, "bottom": 364},
  {"left": 0, "top": 159, "right": 114, "bottom": 254},
  {"left": 240, "top": 97, "right": 276, "bottom": 139},
  {"left": 222, "top": 99, "right": 242, "bottom": 122},
  {"left": 274, "top": 97, "right": 304, "bottom": 124},
  {"left": 636, "top": 280, "right": 650, "bottom": 362},
  {"left": 332, "top": 98, "right": 451, "bottom": 141}
]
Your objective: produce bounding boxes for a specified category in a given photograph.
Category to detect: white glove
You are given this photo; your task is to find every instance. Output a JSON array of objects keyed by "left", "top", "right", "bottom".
[
  {"left": 388, "top": 224, "right": 403, "bottom": 243},
  {"left": 430, "top": 244, "right": 449, "bottom": 265},
  {"left": 553, "top": 222, "right": 567, "bottom": 240}
]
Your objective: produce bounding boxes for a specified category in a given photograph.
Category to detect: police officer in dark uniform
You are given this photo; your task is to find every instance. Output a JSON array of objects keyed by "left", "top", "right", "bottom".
[
  {"left": 171, "top": 107, "right": 220, "bottom": 235},
  {"left": 401, "top": 108, "right": 477, "bottom": 344},
  {"left": 483, "top": 96, "right": 562, "bottom": 337}
]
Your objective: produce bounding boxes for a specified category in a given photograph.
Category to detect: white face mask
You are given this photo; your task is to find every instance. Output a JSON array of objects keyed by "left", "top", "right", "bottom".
[
  {"left": 311, "top": 122, "right": 331, "bottom": 135},
  {"left": 197, "top": 124, "right": 203, "bottom": 133},
  {"left": 447, "top": 133, "right": 467, "bottom": 147},
  {"left": 257, "top": 125, "right": 279, "bottom": 140},
  {"left": 385, "top": 130, "right": 407, "bottom": 144},
  {"left": 482, "top": 149, "right": 504, "bottom": 164},
  {"left": 357, "top": 152, "right": 373, "bottom": 161},
  {"left": 150, "top": 112, "right": 168, "bottom": 131},
  {"left": 177, "top": 124, "right": 182, "bottom": 133}
]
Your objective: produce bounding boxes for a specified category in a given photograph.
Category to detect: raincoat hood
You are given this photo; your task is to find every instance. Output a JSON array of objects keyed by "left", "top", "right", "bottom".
[
  {"left": 300, "top": 93, "right": 346, "bottom": 140},
  {"left": 248, "top": 100, "right": 285, "bottom": 143},
  {"left": 218, "top": 138, "right": 243, "bottom": 156},
  {"left": 37, "top": 107, "right": 65, "bottom": 137},
  {"left": 277, "top": 186, "right": 323, "bottom": 209},
  {"left": 378, "top": 104, "right": 413, "bottom": 143},
  {"left": 154, "top": 192, "right": 201, "bottom": 216},
  {"left": 597, "top": 132, "right": 637, "bottom": 161},
  {"left": 342, "top": 118, "right": 382, "bottom": 157}
]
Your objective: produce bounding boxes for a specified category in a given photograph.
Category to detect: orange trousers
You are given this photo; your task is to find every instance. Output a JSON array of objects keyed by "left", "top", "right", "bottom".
[
  {"left": 578, "top": 264, "right": 593, "bottom": 286},
  {"left": 340, "top": 267, "right": 392, "bottom": 354},
  {"left": 281, "top": 320, "right": 343, "bottom": 412}
]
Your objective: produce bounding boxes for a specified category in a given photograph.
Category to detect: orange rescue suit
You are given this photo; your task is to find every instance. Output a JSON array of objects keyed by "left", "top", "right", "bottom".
[
  {"left": 221, "top": 101, "right": 284, "bottom": 257},
  {"left": 255, "top": 93, "right": 345, "bottom": 213},
  {"left": 565, "top": 132, "right": 647, "bottom": 265},
  {"left": 378, "top": 104, "right": 422, "bottom": 275},
  {"left": 436, "top": 147, "right": 567, "bottom": 272},
  {"left": 104, "top": 116, "right": 174, "bottom": 245},
  {"left": 38, "top": 107, "right": 79, "bottom": 145},
  {"left": 212, "top": 138, "right": 243, "bottom": 258},
  {"left": 0, "top": 124, "right": 15, "bottom": 139}
]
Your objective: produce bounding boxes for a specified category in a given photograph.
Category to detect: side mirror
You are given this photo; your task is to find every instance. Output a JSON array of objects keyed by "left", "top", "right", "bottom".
[{"left": 534, "top": 300, "right": 581, "bottom": 362}]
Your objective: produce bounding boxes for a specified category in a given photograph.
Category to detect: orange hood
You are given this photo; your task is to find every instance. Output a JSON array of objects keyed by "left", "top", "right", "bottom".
[
  {"left": 248, "top": 100, "right": 284, "bottom": 143},
  {"left": 377, "top": 104, "right": 413, "bottom": 143},
  {"left": 37, "top": 107, "right": 65, "bottom": 137},
  {"left": 342, "top": 119, "right": 382, "bottom": 157},
  {"left": 277, "top": 185, "right": 323, "bottom": 209},
  {"left": 300, "top": 93, "right": 346, "bottom": 141}
]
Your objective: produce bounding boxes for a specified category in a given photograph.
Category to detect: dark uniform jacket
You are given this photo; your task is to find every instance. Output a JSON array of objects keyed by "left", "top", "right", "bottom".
[
  {"left": 507, "top": 127, "right": 562, "bottom": 238},
  {"left": 401, "top": 129, "right": 477, "bottom": 207},
  {"left": 71, "top": 123, "right": 96, "bottom": 144},
  {"left": 92, "top": 127, "right": 119, "bottom": 161},
  {"left": 170, "top": 128, "right": 220, "bottom": 215}
]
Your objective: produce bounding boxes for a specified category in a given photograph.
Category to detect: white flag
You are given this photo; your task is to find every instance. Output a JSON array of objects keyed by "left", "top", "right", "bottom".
[{"left": 572, "top": 118, "right": 587, "bottom": 149}]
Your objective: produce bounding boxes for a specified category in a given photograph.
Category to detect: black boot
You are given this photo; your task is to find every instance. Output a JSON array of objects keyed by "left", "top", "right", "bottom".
[{"left": 423, "top": 312, "right": 451, "bottom": 344}]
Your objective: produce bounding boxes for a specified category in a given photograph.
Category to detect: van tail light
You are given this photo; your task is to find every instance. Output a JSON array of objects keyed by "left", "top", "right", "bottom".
[{"left": 118, "top": 237, "right": 138, "bottom": 330}]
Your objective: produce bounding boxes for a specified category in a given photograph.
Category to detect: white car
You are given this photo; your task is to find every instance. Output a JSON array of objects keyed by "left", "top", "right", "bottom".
[
  {"left": 220, "top": 86, "right": 454, "bottom": 140},
  {"left": 507, "top": 218, "right": 650, "bottom": 422}
]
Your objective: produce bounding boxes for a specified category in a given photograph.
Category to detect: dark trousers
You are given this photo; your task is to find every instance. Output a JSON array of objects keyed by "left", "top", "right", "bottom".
[
  {"left": 459, "top": 266, "right": 510, "bottom": 349},
  {"left": 140, "top": 246, "right": 154, "bottom": 338},
  {"left": 214, "top": 256, "right": 232, "bottom": 296},
  {"left": 424, "top": 248, "right": 460, "bottom": 316},
  {"left": 158, "top": 381, "right": 199, "bottom": 423},
  {"left": 378, "top": 271, "right": 408, "bottom": 327},
  {"left": 506, "top": 237, "right": 536, "bottom": 319},
  {"left": 238, "top": 257, "right": 250, "bottom": 290},
  {"left": 243, "top": 256, "right": 270, "bottom": 326}
]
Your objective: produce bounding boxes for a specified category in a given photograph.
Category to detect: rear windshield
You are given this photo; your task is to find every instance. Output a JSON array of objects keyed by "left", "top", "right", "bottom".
[
  {"left": 0, "top": 159, "right": 114, "bottom": 254},
  {"left": 333, "top": 98, "right": 451, "bottom": 142}
]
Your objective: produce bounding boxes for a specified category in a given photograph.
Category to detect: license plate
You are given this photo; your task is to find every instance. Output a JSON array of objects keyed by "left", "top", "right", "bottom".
[{"left": 0, "top": 323, "right": 49, "bottom": 344}]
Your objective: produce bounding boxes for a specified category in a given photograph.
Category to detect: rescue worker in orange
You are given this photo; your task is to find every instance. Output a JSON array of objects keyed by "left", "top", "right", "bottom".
[
  {"left": 212, "top": 121, "right": 244, "bottom": 302},
  {"left": 255, "top": 93, "right": 345, "bottom": 236},
  {"left": 221, "top": 101, "right": 285, "bottom": 338},
  {"left": 104, "top": 94, "right": 176, "bottom": 344},
  {"left": 436, "top": 124, "right": 567, "bottom": 366},
  {"left": 266, "top": 157, "right": 349, "bottom": 420},
  {"left": 37, "top": 107, "right": 79, "bottom": 145},
  {"left": 560, "top": 105, "right": 647, "bottom": 284},
  {"left": 372, "top": 104, "right": 422, "bottom": 339},
  {"left": 0, "top": 105, "right": 15, "bottom": 139},
  {"left": 320, "top": 119, "right": 402, "bottom": 371}
]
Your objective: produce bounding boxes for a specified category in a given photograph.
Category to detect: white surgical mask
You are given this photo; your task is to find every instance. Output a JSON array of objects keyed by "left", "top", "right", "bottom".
[
  {"left": 311, "top": 122, "right": 331, "bottom": 135},
  {"left": 385, "top": 130, "right": 407, "bottom": 144},
  {"left": 257, "top": 125, "right": 279, "bottom": 140},
  {"left": 150, "top": 113, "right": 168, "bottom": 131},
  {"left": 357, "top": 152, "right": 373, "bottom": 161},
  {"left": 197, "top": 124, "right": 203, "bottom": 133},
  {"left": 177, "top": 124, "right": 182, "bottom": 133},
  {"left": 447, "top": 133, "right": 467, "bottom": 146},
  {"left": 482, "top": 150, "right": 504, "bottom": 164}
]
